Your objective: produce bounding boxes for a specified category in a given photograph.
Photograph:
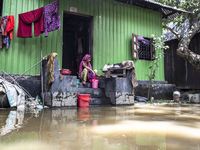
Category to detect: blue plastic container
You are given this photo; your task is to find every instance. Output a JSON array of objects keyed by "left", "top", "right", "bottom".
[
  {"left": 135, "top": 96, "right": 148, "bottom": 102},
  {"left": 77, "top": 79, "right": 80, "bottom": 88}
]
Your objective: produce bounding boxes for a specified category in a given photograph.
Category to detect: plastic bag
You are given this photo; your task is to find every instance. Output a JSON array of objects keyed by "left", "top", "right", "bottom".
[{"left": 35, "top": 95, "right": 43, "bottom": 109}]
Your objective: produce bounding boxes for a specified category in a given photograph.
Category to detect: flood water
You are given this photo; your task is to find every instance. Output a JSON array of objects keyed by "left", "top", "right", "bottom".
[{"left": 0, "top": 103, "right": 200, "bottom": 150}]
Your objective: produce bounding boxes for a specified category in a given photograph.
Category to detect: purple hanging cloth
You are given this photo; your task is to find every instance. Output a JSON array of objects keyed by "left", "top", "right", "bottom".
[
  {"left": 137, "top": 36, "right": 150, "bottom": 45},
  {"left": 137, "top": 36, "right": 150, "bottom": 51},
  {"left": 43, "top": 0, "right": 60, "bottom": 37}
]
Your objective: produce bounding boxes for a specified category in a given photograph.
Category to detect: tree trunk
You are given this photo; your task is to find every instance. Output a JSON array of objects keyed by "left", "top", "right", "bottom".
[{"left": 176, "top": 23, "right": 200, "bottom": 72}]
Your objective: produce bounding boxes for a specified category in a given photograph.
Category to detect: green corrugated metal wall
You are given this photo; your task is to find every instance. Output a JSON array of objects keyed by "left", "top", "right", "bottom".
[{"left": 1, "top": 0, "right": 164, "bottom": 81}]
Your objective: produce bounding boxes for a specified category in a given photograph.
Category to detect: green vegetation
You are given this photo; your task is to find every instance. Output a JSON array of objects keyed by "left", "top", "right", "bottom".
[{"left": 146, "top": 35, "right": 169, "bottom": 100}]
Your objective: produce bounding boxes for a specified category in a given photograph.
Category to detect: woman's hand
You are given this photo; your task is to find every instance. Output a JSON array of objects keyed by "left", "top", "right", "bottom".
[{"left": 92, "top": 70, "right": 95, "bottom": 76}]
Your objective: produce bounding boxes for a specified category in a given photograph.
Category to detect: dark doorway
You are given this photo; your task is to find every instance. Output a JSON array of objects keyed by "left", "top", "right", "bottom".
[
  {"left": 0, "top": 0, "right": 3, "bottom": 16},
  {"left": 62, "top": 12, "right": 93, "bottom": 76}
]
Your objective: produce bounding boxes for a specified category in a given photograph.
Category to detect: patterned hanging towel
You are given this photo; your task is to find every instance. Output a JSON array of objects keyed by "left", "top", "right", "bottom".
[{"left": 43, "top": 0, "right": 60, "bottom": 37}]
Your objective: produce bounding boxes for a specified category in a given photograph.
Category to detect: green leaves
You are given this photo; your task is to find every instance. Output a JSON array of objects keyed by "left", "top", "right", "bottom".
[
  {"left": 146, "top": 35, "right": 168, "bottom": 81},
  {"left": 154, "top": 0, "right": 200, "bottom": 29}
]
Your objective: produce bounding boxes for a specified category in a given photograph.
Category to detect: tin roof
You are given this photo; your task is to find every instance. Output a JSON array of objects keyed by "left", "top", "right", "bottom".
[{"left": 115, "top": 0, "right": 190, "bottom": 21}]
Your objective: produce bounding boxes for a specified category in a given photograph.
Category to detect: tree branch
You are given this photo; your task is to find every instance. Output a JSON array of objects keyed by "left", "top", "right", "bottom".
[
  {"left": 177, "top": 47, "right": 200, "bottom": 72},
  {"left": 163, "top": 25, "right": 181, "bottom": 41},
  {"left": 189, "top": 13, "right": 198, "bottom": 26},
  {"left": 176, "top": 23, "right": 200, "bottom": 72},
  {"left": 178, "top": 23, "right": 200, "bottom": 50}
]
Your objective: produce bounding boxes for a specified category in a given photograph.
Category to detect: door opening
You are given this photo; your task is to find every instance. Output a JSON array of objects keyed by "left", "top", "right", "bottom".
[{"left": 62, "top": 12, "right": 93, "bottom": 76}]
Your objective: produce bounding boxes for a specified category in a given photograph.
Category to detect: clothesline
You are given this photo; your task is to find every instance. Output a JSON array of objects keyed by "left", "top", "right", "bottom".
[
  {"left": 17, "top": 0, "right": 60, "bottom": 38},
  {"left": 0, "top": 0, "right": 60, "bottom": 50}
]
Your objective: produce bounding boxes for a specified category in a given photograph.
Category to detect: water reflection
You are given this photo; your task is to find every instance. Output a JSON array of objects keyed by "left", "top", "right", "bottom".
[
  {"left": 77, "top": 107, "right": 91, "bottom": 121},
  {"left": 0, "top": 110, "right": 25, "bottom": 136},
  {"left": 0, "top": 104, "right": 200, "bottom": 150}
]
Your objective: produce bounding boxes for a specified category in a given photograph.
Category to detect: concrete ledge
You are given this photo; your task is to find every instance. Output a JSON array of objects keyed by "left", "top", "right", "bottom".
[
  {"left": 0, "top": 74, "right": 41, "bottom": 98},
  {"left": 137, "top": 80, "right": 168, "bottom": 84},
  {"left": 104, "top": 76, "right": 135, "bottom": 105},
  {"left": 42, "top": 57, "right": 77, "bottom": 93},
  {"left": 43, "top": 92, "right": 77, "bottom": 107},
  {"left": 52, "top": 92, "right": 77, "bottom": 107},
  {"left": 134, "top": 84, "right": 176, "bottom": 100},
  {"left": 106, "top": 92, "right": 134, "bottom": 105}
]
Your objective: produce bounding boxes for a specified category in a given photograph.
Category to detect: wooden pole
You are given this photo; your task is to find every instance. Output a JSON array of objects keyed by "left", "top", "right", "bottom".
[{"left": 40, "top": 35, "right": 44, "bottom": 108}]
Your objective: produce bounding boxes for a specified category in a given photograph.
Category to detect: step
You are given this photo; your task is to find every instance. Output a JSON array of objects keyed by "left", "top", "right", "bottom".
[
  {"left": 78, "top": 78, "right": 106, "bottom": 89},
  {"left": 78, "top": 82, "right": 92, "bottom": 88},
  {"left": 77, "top": 88, "right": 105, "bottom": 98},
  {"left": 89, "top": 98, "right": 111, "bottom": 105}
]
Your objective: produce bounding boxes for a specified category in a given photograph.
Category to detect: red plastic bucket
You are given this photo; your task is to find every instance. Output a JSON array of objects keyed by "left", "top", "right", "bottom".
[
  {"left": 92, "top": 79, "right": 98, "bottom": 89},
  {"left": 77, "top": 94, "right": 91, "bottom": 107}
]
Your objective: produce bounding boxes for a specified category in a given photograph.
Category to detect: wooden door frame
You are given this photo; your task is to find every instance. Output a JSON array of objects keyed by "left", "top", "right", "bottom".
[{"left": 63, "top": 11, "right": 94, "bottom": 66}]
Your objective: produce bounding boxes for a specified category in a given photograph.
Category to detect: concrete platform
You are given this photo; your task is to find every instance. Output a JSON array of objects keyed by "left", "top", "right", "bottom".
[
  {"left": 104, "top": 76, "right": 135, "bottom": 105},
  {"left": 134, "top": 83, "right": 176, "bottom": 100},
  {"left": 42, "top": 57, "right": 77, "bottom": 107}
]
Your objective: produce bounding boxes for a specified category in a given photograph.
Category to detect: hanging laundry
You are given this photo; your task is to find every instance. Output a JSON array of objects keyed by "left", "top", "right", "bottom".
[
  {"left": 17, "top": 7, "right": 44, "bottom": 38},
  {"left": 43, "top": 0, "right": 60, "bottom": 37},
  {"left": 121, "top": 61, "right": 138, "bottom": 88},
  {"left": 4, "top": 15, "right": 15, "bottom": 40},
  {"left": 0, "top": 34, "right": 2, "bottom": 49},
  {"left": 45, "top": 53, "right": 58, "bottom": 91},
  {"left": 0, "top": 16, "right": 7, "bottom": 35},
  {"left": 0, "top": 16, "right": 7, "bottom": 48},
  {"left": 3, "top": 36, "right": 9, "bottom": 49},
  {"left": 137, "top": 36, "right": 150, "bottom": 45},
  {"left": 137, "top": 36, "right": 150, "bottom": 50},
  {"left": 2, "top": 16, "right": 10, "bottom": 49}
]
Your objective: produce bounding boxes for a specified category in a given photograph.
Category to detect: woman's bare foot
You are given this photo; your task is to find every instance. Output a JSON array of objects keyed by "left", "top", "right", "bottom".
[{"left": 82, "top": 81, "right": 86, "bottom": 84}]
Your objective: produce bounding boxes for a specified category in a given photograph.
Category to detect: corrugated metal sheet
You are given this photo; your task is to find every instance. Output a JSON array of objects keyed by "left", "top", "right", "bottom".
[{"left": 1, "top": 0, "right": 164, "bottom": 81}]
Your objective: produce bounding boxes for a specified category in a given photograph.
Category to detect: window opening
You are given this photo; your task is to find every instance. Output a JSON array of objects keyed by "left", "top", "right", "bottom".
[
  {"left": 138, "top": 37, "right": 151, "bottom": 60},
  {"left": 132, "top": 33, "right": 155, "bottom": 61}
]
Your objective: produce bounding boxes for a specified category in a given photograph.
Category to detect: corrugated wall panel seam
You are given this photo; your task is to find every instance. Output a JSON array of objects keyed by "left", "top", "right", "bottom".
[{"left": 1, "top": 0, "right": 164, "bottom": 81}]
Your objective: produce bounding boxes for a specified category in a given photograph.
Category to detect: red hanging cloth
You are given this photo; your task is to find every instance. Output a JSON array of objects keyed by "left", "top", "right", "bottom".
[
  {"left": 4, "top": 15, "right": 15, "bottom": 40},
  {"left": 17, "top": 7, "right": 44, "bottom": 38}
]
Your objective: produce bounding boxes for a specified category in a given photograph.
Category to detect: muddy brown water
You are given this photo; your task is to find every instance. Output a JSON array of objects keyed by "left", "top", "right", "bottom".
[{"left": 0, "top": 103, "right": 200, "bottom": 150}]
